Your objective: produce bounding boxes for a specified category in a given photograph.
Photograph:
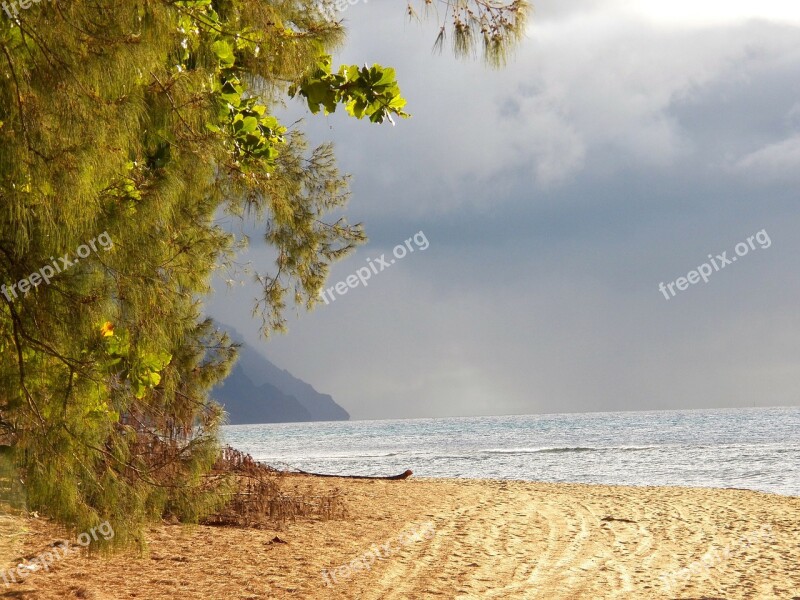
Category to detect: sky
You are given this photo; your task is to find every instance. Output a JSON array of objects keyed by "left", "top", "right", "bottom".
[{"left": 207, "top": 0, "right": 800, "bottom": 420}]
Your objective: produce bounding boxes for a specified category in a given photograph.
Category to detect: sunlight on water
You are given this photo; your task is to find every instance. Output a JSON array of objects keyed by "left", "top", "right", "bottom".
[{"left": 223, "top": 407, "right": 800, "bottom": 496}]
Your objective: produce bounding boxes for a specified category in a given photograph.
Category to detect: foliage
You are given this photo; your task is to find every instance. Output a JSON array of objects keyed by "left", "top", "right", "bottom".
[
  {"left": 0, "top": 0, "right": 526, "bottom": 542},
  {"left": 291, "top": 55, "right": 409, "bottom": 124},
  {"left": 0, "top": 0, "right": 395, "bottom": 543},
  {"left": 314, "top": 0, "right": 529, "bottom": 67},
  {"left": 410, "top": 0, "right": 530, "bottom": 67}
]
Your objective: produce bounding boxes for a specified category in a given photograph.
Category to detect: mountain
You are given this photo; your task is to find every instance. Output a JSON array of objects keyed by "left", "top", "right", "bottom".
[
  {"left": 213, "top": 364, "right": 312, "bottom": 424},
  {"left": 210, "top": 325, "right": 350, "bottom": 424},
  {"left": 235, "top": 343, "right": 350, "bottom": 421}
]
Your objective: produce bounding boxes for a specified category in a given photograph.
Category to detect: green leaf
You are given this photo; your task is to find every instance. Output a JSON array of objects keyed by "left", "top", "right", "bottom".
[
  {"left": 211, "top": 40, "right": 235, "bottom": 68},
  {"left": 241, "top": 116, "right": 258, "bottom": 133}
]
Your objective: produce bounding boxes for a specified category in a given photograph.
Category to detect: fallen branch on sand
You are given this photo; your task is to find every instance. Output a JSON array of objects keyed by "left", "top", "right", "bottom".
[
  {"left": 295, "top": 469, "right": 414, "bottom": 480},
  {"left": 600, "top": 516, "right": 637, "bottom": 524}
]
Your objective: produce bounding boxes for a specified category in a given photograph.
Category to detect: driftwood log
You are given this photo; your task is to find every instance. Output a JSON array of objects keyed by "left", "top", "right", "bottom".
[{"left": 295, "top": 469, "right": 413, "bottom": 480}]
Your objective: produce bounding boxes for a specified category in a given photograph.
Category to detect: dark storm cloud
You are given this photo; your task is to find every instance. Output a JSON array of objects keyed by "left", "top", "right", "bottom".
[{"left": 208, "top": 2, "right": 800, "bottom": 419}]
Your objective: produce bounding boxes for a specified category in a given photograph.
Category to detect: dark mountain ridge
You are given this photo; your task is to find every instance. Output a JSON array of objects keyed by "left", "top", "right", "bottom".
[{"left": 211, "top": 325, "right": 349, "bottom": 424}]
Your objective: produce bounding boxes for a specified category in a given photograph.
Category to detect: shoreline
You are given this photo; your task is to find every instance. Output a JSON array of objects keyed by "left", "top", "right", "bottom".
[
  {"left": 222, "top": 406, "right": 800, "bottom": 498},
  {"left": 4, "top": 476, "right": 799, "bottom": 599}
]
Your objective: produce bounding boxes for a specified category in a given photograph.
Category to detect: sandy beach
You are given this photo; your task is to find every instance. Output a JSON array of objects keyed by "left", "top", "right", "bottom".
[{"left": 3, "top": 477, "right": 799, "bottom": 599}]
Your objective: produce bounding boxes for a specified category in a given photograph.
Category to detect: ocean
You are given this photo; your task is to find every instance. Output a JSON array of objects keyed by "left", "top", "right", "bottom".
[{"left": 221, "top": 406, "right": 800, "bottom": 496}]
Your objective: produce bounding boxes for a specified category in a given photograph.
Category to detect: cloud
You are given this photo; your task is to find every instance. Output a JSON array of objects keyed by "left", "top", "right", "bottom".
[
  {"left": 298, "top": 5, "right": 800, "bottom": 219},
  {"left": 615, "top": 0, "right": 800, "bottom": 26},
  {"left": 208, "top": 2, "right": 800, "bottom": 419},
  {"left": 735, "top": 134, "right": 800, "bottom": 179},
  {"left": 539, "top": 0, "right": 800, "bottom": 27}
]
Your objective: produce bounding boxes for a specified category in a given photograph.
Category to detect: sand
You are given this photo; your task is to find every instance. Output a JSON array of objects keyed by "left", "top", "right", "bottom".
[{"left": 2, "top": 477, "right": 799, "bottom": 599}]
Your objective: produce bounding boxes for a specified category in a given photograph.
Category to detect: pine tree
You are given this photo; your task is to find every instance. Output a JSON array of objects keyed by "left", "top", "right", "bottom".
[
  {"left": 410, "top": 0, "right": 529, "bottom": 67},
  {"left": 0, "top": 0, "right": 528, "bottom": 542}
]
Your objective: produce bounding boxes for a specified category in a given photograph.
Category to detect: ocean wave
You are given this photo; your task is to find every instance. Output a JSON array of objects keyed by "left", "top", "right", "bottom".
[
  {"left": 481, "top": 445, "right": 658, "bottom": 455},
  {"left": 251, "top": 451, "right": 400, "bottom": 461}
]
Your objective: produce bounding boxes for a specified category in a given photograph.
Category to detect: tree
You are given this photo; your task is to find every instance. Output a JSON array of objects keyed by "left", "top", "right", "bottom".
[
  {"left": 0, "top": 0, "right": 527, "bottom": 542},
  {"left": 416, "top": 0, "right": 528, "bottom": 67},
  {"left": 316, "top": 1, "right": 529, "bottom": 66}
]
